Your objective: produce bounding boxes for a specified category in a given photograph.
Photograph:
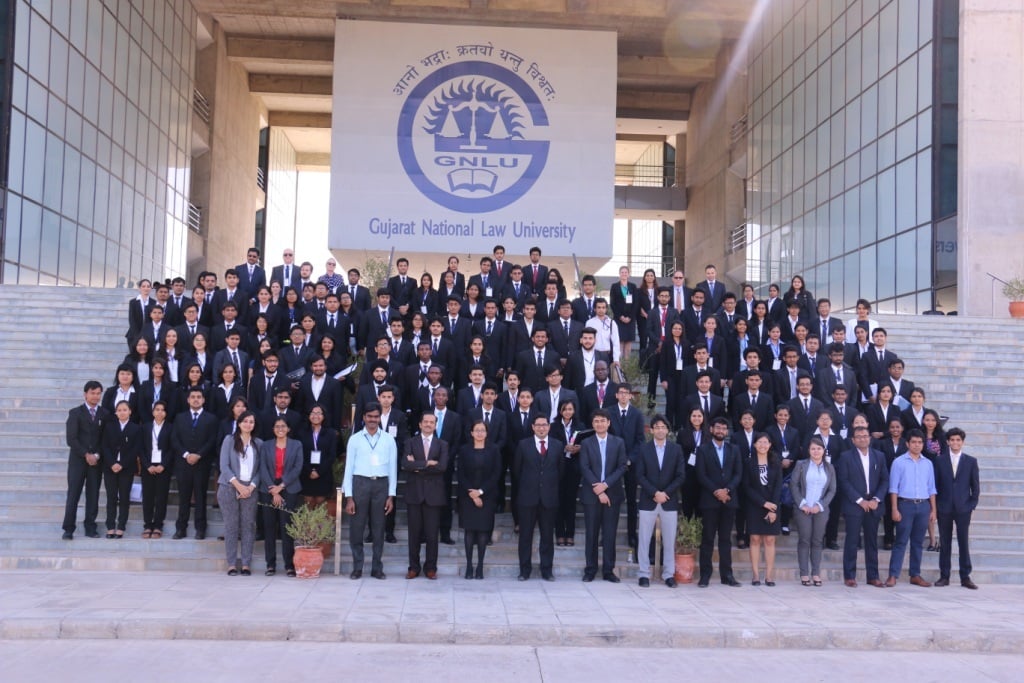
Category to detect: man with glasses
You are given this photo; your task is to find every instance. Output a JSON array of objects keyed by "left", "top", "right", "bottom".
[
  {"left": 271, "top": 248, "right": 302, "bottom": 292},
  {"left": 669, "top": 270, "right": 691, "bottom": 314}
]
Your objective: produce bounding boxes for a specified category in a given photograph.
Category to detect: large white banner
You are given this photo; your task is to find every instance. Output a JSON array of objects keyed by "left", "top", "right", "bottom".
[{"left": 330, "top": 20, "right": 616, "bottom": 257}]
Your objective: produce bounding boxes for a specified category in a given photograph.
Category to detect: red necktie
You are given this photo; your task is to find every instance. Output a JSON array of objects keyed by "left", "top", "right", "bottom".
[{"left": 539, "top": 439, "right": 547, "bottom": 456}]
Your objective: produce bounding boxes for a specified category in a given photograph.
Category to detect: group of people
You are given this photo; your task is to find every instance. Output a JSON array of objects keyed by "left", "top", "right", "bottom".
[{"left": 61, "top": 245, "right": 980, "bottom": 589}]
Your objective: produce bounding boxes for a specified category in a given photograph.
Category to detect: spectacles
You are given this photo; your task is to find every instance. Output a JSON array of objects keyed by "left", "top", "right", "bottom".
[
  {"left": 283, "top": 252, "right": 294, "bottom": 257},
  {"left": 672, "top": 276, "right": 683, "bottom": 280}
]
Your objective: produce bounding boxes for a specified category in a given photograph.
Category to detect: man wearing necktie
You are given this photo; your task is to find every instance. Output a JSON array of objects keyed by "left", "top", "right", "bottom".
[
  {"left": 934, "top": 428, "right": 980, "bottom": 589},
  {"left": 169, "top": 388, "right": 219, "bottom": 540},
  {"left": 63, "top": 381, "right": 109, "bottom": 539},
  {"left": 580, "top": 410, "right": 628, "bottom": 582},
  {"left": 513, "top": 414, "right": 562, "bottom": 581}
]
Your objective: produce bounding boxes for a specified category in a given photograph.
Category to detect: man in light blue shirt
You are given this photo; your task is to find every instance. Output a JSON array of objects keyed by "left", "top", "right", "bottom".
[
  {"left": 886, "top": 429, "right": 937, "bottom": 587},
  {"left": 343, "top": 403, "right": 398, "bottom": 579}
]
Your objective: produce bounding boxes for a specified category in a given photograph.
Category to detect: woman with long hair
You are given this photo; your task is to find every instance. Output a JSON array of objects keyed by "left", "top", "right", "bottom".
[
  {"left": 789, "top": 436, "right": 836, "bottom": 586},
  {"left": 554, "top": 399, "right": 584, "bottom": 547},
  {"left": 217, "top": 410, "right": 261, "bottom": 575},
  {"left": 258, "top": 417, "right": 304, "bottom": 577},
  {"left": 457, "top": 419, "right": 502, "bottom": 578},
  {"left": 745, "top": 433, "right": 782, "bottom": 585},
  {"left": 299, "top": 403, "right": 339, "bottom": 511}
]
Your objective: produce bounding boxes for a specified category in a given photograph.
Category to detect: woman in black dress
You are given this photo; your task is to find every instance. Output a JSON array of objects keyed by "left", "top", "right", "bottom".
[
  {"left": 554, "top": 399, "right": 584, "bottom": 547},
  {"left": 299, "top": 403, "right": 338, "bottom": 510},
  {"left": 457, "top": 419, "right": 502, "bottom": 579},
  {"left": 609, "top": 265, "right": 639, "bottom": 360},
  {"left": 745, "top": 433, "right": 783, "bottom": 585},
  {"left": 658, "top": 321, "right": 688, "bottom": 429}
]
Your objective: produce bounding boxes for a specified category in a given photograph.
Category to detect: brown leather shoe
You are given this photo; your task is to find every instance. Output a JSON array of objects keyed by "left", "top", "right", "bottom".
[
  {"left": 406, "top": 569, "right": 420, "bottom": 580},
  {"left": 910, "top": 575, "right": 932, "bottom": 587},
  {"left": 844, "top": 579, "right": 857, "bottom": 588},
  {"left": 867, "top": 578, "right": 885, "bottom": 588},
  {"left": 961, "top": 578, "right": 978, "bottom": 590},
  {"left": 425, "top": 570, "right": 437, "bottom": 580},
  {"left": 884, "top": 576, "right": 897, "bottom": 587}
]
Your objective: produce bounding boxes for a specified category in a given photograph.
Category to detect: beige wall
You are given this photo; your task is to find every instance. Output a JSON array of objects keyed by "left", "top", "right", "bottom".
[
  {"left": 683, "top": 45, "right": 747, "bottom": 292},
  {"left": 189, "top": 23, "right": 265, "bottom": 285},
  {"left": 958, "top": 0, "right": 1024, "bottom": 316}
]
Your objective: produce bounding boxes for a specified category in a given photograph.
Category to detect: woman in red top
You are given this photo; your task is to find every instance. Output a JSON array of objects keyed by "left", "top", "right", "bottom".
[{"left": 258, "top": 417, "right": 304, "bottom": 576}]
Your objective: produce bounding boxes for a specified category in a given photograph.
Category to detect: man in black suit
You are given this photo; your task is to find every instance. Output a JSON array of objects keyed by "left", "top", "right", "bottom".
[
  {"left": 682, "top": 371, "right": 726, "bottom": 424},
  {"left": 578, "top": 360, "right": 617, "bottom": 425},
  {"left": 935, "top": 428, "right": 980, "bottom": 589},
  {"left": 579, "top": 410, "right": 628, "bottom": 582},
  {"left": 695, "top": 417, "right": 743, "bottom": 587},
  {"left": 425, "top": 319, "right": 458, "bottom": 387},
  {"left": 814, "top": 298, "right": 844, "bottom": 347},
  {"left": 535, "top": 281, "right": 562, "bottom": 323},
  {"left": 547, "top": 300, "right": 584, "bottom": 363},
  {"left": 139, "top": 303, "right": 169, "bottom": 354},
  {"left": 209, "top": 302, "right": 248, "bottom": 354},
  {"left": 490, "top": 245, "right": 510, "bottom": 291},
  {"left": 885, "top": 359, "right": 916, "bottom": 408},
  {"left": 524, "top": 246, "right": 548, "bottom": 292},
  {"left": 432, "top": 387, "right": 463, "bottom": 545},
  {"left": 515, "top": 328, "right": 560, "bottom": 394},
  {"left": 386, "top": 257, "right": 418, "bottom": 319},
  {"left": 467, "top": 256, "right": 499, "bottom": 301},
  {"left": 680, "top": 289, "right": 709, "bottom": 342},
  {"left": 259, "top": 387, "right": 304, "bottom": 440},
  {"left": 694, "top": 264, "right": 726, "bottom": 313},
  {"left": 797, "top": 334, "right": 825, "bottom": 385},
  {"left": 296, "top": 356, "right": 343, "bottom": 429},
  {"left": 513, "top": 414, "right": 563, "bottom": 580},
  {"left": 503, "top": 266, "right": 535, "bottom": 315},
  {"left": 787, "top": 374, "right": 826, "bottom": 440},
  {"left": 773, "top": 346, "right": 804, "bottom": 405},
  {"left": 472, "top": 300, "right": 508, "bottom": 373},
  {"left": 357, "top": 289, "right": 399, "bottom": 353},
  {"left": 248, "top": 350, "right": 287, "bottom": 413},
  {"left": 169, "top": 388, "right": 219, "bottom": 540},
  {"left": 828, "top": 386, "right": 861, "bottom": 440},
  {"left": 764, "top": 283, "right": 785, "bottom": 322},
  {"left": 608, "top": 384, "right": 645, "bottom": 551},
  {"left": 441, "top": 296, "right": 471, "bottom": 350},
  {"left": 731, "top": 372, "right": 775, "bottom": 432},
  {"left": 571, "top": 275, "right": 599, "bottom": 323},
  {"left": 682, "top": 347, "right": 723, "bottom": 397},
  {"left": 62, "top": 381, "right": 108, "bottom": 539},
  {"left": 280, "top": 327, "right": 313, "bottom": 376},
  {"left": 343, "top": 269, "right": 373, "bottom": 312},
  {"left": 465, "top": 383, "right": 507, "bottom": 453},
  {"left": 635, "top": 415, "right": 686, "bottom": 587},
  {"left": 236, "top": 247, "right": 267, "bottom": 301},
  {"left": 816, "top": 343, "right": 859, "bottom": 403},
  {"left": 175, "top": 303, "right": 209, "bottom": 356},
  {"left": 835, "top": 426, "right": 889, "bottom": 587},
  {"left": 212, "top": 269, "right": 249, "bottom": 324},
  {"left": 858, "top": 328, "right": 899, "bottom": 403},
  {"left": 503, "top": 383, "right": 537, "bottom": 521},
  {"left": 270, "top": 247, "right": 302, "bottom": 293},
  {"left": 533, "top": 366, "right": 580, "bottom": 425},
  {"left": 212, "top": 330, "right": 250, "bottom": 391},
  {"left": 401, "top": 413, "right": 450, "bottom": 580}
]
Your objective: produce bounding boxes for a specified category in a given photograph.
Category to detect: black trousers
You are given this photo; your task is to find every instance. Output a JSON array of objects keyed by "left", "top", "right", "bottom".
[
  {"left": 261, "top": 490, "right": 300, "bottom": 569},
  {"left": 349, "top": 475, "right": 388, "bottom": 573},
  {"left": 680, "top": 465, "right": 701, "bottom": 519},
  {"left": 175, "top": 459, "right": 212, "bottom": 533},
  {"left": 842, "top": 506, "right": 882, "bottom": 581},
  {"left": 406, "top": 502, "right": 442, "bottom": 572},
  {"left": 699, "top": 504, "right": 736, "bottom": 581},
  {"left": 63, "top": 455, "right": 102, "bottom": 534},
  {"left": 583, "top": 501, "right": 621, "bottom": 576},
  {"left": 883, "top": 495, "right": 896, "bottom": 543},
  {"left": 938, "top": 511, "right": 973, "bottom": 580},
  {"left": 517, "top": 503, "right": 556, "bottom": 576},
  {"left": 825, "top": 494, "right": 842, "bottom": 544},
  {"left": 555, "top": 457, "right": 581, "bottom": 538},
  {"left": 141, "top": 468, "right": 171, "bottom": 529},
  {"left": 624, "top": 465, "right": 638, "bottom": 545},
  {"left": 439, "top": 458, "right": 456, "bottom": 534},
  {"left": 103, "top": 468, "right": 134, "bottom": 531}
]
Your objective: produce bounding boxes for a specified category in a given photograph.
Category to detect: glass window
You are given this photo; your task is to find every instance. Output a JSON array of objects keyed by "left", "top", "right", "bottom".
[
  {"left": 895, "top": 156, "right": 917, "bottom": 232},
  {"left": 917, "top": 107, "right": 932, "bottom": 151},
  {"left": 917, "top": 226, "right": 932, "bottom": 291},
  {"left": 846, "top": 32, "right": 862, "bottom": 103},
  {"left": 75, "top": 226, "right": 92, "bottom": 285},
  {"left": 829, "top": 198, "right": 844, "bottom": 258},
  {"left": 846, "top": 96, "right": 860, "bottom": 158},
  {"left": 860, "top": 141, "right": 878, "bottom": 181},
  {"left": 43, "top": 131, "right": 65, "bottom": 210},
  {"left": 876, "top": 237, "right": 896, "bottom": 300},
  {"left": 877, "top": 167, "right": 896, "bottom": 238},
  {"left": 61, "top": 147, "right": 80, "bottom": 222},
  {"left": 917, "top": 43, "right": 933, "bottom": 113},
  {"left": 48, "top": 33, "right": 69, "bottom": 101},
  {"left": 895, "top": 118, "right": 916, "bottom": 162},
  {"left": 59, "top": 217, "right": 78, "bottom": 281},
  {"left": 831, "top": 46, "right": 846, "bottom": 114},
  {"left": 829, "top": 258, "right": 844, "bottom": 308},
  {"left": 22, "top": 119, "right": 46, "bottom": 203},
  {"left": 844, "top": 187, "right": 860, "bottom": 253},
  {"left": 7, "top": 110, "right": 26, "bottom": 194},
  {"left": 86, "top": 0, "right": 103, "bottom": 66},
  {"left": 895, "top": 229, "right": 916, "bottom": 294},
  {"left": 878, "top": 1, "right": 898, "bottom": 75},
  {"left": 3, "top": 197, "right": 22, "bottom": 262},
  {"left": 896, "top": 56, "right": 917, "bottom": 124},
  {"left": 26, "top": 76, "right": 47, "bottom": 125},
  {"left": 916, "top": 150, "right": 932, "bottom": 226},
  {"left": 878, "top": 70, "right": 896, "bottom": 134},
  {"left": 19, "top": 200, "right": 43, "bottom": 272},
  {"left": 101, "top": 7, "right": 117, "bottom": 78},
  {"left": 859, "top": 176, "right": 877, "bottom": 244},
  {"left": 40, "top": 209, "right": 60, "bottom": 275},
  {"left": 816, "top": 207, "right": 830, "bottom": 263},
  {"left": 897, "top": 0, "right": 918, "bottom": 63},
  {"left": 78, "top": 158, "right": 97, "bottom": 230},
  {"left": 861, "top": 16, "right": 879, "bottom": 90},
  {"left": 28, "top": 10, "right": 51, "bottom": 84},
  {"left": 877, "top": 130, "right": 896, "bottom": 171},
  {"left": 859, "top": 242, "right": 877, "bottom": 302}
]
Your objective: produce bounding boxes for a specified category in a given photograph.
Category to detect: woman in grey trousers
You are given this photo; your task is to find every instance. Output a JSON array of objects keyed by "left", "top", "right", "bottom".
[
  {"left": 217, "top": 411, "right": 262, "bottom": 575},
  {"left": 789, "top": 436, "right": 836, "bottom": 586}
]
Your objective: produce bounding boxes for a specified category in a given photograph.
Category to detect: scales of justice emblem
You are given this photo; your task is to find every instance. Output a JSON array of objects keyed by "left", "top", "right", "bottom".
[{"left": 397, "top": 60, "right": 550, "bottom": 213}]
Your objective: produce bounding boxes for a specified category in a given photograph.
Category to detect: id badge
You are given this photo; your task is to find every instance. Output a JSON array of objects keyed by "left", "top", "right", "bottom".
[
  {"left": 388, "top": 425, "right": 398, "bottom": 437},
  {"left": 675, "top": 358, "right": 683, "bottom": 371},
  {"left": 781, "top": 450, "right": 790, "bottom": 460},
  {"left": 485, "top": 287, "right": 493, "bottom": 297},
  {"left": 370, "top": 450, "right": 381, "bottom": 467},
  {"left": 420, "top": 305, "right": 428, "bottom": 314},
  {"left": 825, "top": 454, "right": 832, "bottom": 464},
  {"left": 772, "top": 359, "right": 782, "bottom": 371},
  {"left": 311, "top": 450, "right": 322, "bottom": 465},
  {"left": 625, "top": 294, "right": 633, "bottom": 304},
  {"left": 153, "top": 449, "right": 162, "bottom": 463},
  {"left": 688, "top": 452, "right": 697, "bottom": 467},
  {"left": 839, "top": 428, "right": 848, "bottom": 440},
  {"left": 707, "top": 358, "right": 714, "bottom": 368}
]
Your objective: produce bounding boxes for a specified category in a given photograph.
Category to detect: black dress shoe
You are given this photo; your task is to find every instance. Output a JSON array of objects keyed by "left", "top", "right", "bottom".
[
  {"left": 195, "top": 531, "right": 206, "bottom": 540},
  {"left": 825, "top": 541, "right": 840, "bottom": 551},
  {"left": 935, "top": 577, "right": 950, "bottom": 586},
  {"left": 62, "top": 532, "right": 73, "bottom": 540},
  {"left": 475, "top": 567, "right": 484, "bottom": 580},
  {"left": 517, "top": 574, "right": 529, "bottom": 581},
  {"left": 172, "top": 531, "right": 186, "bottom": 540},
  {"left": 961, "top": 578, "right": 978, "bottom": 590},
  {"left": 582, "top": 574, "right": 595, "bottom": 583},
  {"left": 255, "top": 533, "right": 264, "bottom": 542},
  {"left": 697, "top": 579, "right": 709, "bottom": 588},
  {"left": 665, "top": 578, "right": 677, "bottom": 588},
  {"left": 349, "top": 570, "right": 363, "bottom": 580},
  {"left": 440, "top": 534, "right": 456, "bottom": 545},
  {"left": 603, "top": 574, "right": 621, "bottom": 583},
  {"left": 365, "top": 533, "right": 373, "bottom": 543},
  {"left": 542, "top": 572, "right": 555, "bottom": 582},
  {"left": 370, "top": 569, "right": 386, "bottom": 580},
  {"left": 464, "top": 568, "right": 474, "bottom": 580},
  {"left": 722, "top": 577, "right": 741, "bottom": 587},
  {"left": 736, "top": 540, "right": 749, "bottom": 550},
  {"left": 883, "top": 541, "right": 893, "bottom": 550},
  {"left": 85, "top": 531, "right": 100, "bottom": 538},
  {"left": 385, "top": 533, "right": 398, "bottom": 544},
  {"left": 638, "top": 577, "right": 650, "bottom": 587}
]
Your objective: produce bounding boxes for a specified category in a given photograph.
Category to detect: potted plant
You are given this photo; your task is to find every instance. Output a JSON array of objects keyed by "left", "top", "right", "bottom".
[
  {"left": 285, "top": 502, "right": 336, "bottom": 578},
  {"left": 1003, "top": 278, "right": 1024, "bottom": 318},
  {"left": 674, "top": 514, "right": 702, "bottom": 584}
]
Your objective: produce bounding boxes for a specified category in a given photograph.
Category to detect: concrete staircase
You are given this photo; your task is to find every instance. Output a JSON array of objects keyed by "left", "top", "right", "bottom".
[{"left": 0, "top": 285, "right": 1022, "bottom": 582}]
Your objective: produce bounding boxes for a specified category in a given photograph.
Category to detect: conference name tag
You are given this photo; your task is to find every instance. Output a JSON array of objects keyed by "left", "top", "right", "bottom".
[
  {"left": 311, "top": 450, "right": 322, "bottom": 465},
  {"left": 485, "top": 287, "right": 493, "bottom": 297},
  {"left": 421, "top": 305, "right": 429, "bottom": 314},
  {"left": 772, "top": 359, "right": 782, "bottom": 371},
  {"left": 388, "top": 425, "right": 398, "bottom": 437},
  {"left": 153, "top": 449, "right": 161, "bottom": 462},
  {"left": 839, "top": 428, "right": 848, "bottom": 440},
  {"left": 370, "top": 451, "right": 381, "bottom": 467},
  {"left": 625, "top": 294, "right": 633, "bottom": 304},
  {"left": 781, "top": 450, "right": 790, "bottom": 460},
  {"left": 688, "top": 452, "right": 697, "bottom": 467},
  {"left": 676, "top": 359, "right": 683, "bottom": 371}
]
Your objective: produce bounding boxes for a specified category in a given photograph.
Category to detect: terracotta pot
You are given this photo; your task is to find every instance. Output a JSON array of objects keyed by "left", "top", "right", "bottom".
[
  {"left": 318, "top": 541, "right": 334, "bottom": 560},
  {"left": 1010, "top": 301, "right": 1024, "bottom": 319},
  {"left": 293, "top": 546, "right": 325, "bottom": 578},
  {"left": 674, "top": 552, "right": 697, "bottom": 584}
]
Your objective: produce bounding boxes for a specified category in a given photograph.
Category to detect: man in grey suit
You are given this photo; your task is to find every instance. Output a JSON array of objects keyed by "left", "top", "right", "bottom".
[
  {"left": 62, "top": 381, "right": 108, "bottom": 539},
  {"left": 579, "top": 409, "right": 628, "bottom": 582}
]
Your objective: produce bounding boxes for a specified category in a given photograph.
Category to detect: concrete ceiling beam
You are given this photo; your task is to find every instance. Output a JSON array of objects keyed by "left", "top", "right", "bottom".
[
  {"left": 268, "top": 111, "right": 333, "bottom": 128},
  {"left": 248, "top": 74, "right": 333, "bottom": 96}
]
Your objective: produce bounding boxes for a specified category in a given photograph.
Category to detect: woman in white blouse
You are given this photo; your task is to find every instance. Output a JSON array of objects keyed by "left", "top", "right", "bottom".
[{"left": 217, "top": 411, "right": 262, "bottom": 576}]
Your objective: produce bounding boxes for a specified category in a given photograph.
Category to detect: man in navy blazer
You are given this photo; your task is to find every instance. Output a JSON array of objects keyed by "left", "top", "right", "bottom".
[
  {"left": 835, "top": 426, "right": 890, "bottom": 587},
  {"left": 695, "top": 417, "right": 743, "bottom": 586},
  {"left": 170, "top": 388, "right": 220, "bottom": 540},
  {"left": 634, "top": 414, "right": 686, "bottom": 587},
  {"left": 579, "top": 409, "right": 628, "bottom": 582},
  {"left": 513, "top": 415, "right": 564, "bottom": 581},
  {"left": 609, "top": 384, "right": 645, "bottom": 551},
  {"left": 235, "top": 247, "right": 267, "bottom": 301},
  {"left": 934, "top": 427, "right": 980, "bottom": 589},
  {"left": 694, "top": 264, "right": 726, "bottom": 313}
]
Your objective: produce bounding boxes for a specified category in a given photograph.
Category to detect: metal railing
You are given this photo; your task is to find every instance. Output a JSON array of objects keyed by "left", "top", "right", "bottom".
[
  {"left": 256, "top": 166, "right": 267, "bottom": 192},
  {"left": 614, "top": 164, "right": 676, "bottom": 188},
  {"left": 187, "top": 203, "right": 202, "bottom": 234},
  {"left": 193, "top": 88, "right": 210, "bottom": 124},
  {"left": 727, "top": 222, "right": 747, "bottom": 253}
]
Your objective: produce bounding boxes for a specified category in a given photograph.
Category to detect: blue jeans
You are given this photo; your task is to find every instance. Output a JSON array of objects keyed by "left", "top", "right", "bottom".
[{"left": 889, "top": 499, "right": 930, "bottom": 578}]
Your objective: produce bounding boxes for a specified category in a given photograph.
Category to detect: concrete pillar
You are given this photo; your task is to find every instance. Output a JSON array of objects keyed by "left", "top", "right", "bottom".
[{"left": 958, "top": 0, "right": 1024, "bottom": 316}]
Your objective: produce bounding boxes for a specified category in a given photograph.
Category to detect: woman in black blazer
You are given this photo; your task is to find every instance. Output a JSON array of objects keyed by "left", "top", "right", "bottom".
[
  {"left": 101, "top": 400, "right": 142, "bottom": 538},
  {"left": 140, "top": 400, "right": 174, "bottom": 538},
  {"left": 139, "top": 358, "right": 180, "bottom": 425},
  {"left": 178, "top": 362, "right": 210, "bottom": 413},
  {"left": 865, "top": 383, "right": 901, "bottom": 439},
  {"left": 457, "top": 419, "right": 503, "bottom": 578},
  {"left": 694, "top": 315, "right": 727, "bottom": 371},
  {"left": 553, "top": 399, "right": 585, "bottom": 547},
  {"left": 765, "top": 404, "right": 802, "bottom": 534},
  {"left": 102, "top": 364, "right": 140, "bottom": 423},
  {"left": 247, "top": 313, "right": 279, "bottom": 361},
  {"left": 676, "top": 407, "right": 710, "bottom": 519},
  {"left": 745, "top": 433, "right": 783, "bottom": 585},
  {"left": 658, "top": 321, "right": 688, "bottom": 430},
  {"left": 123, "top": 337, "right": 152, "bottom": 386},
  {"left": 299, "top": 404, "right": 339, "bottom": 509},
  {"left": 210, "top": 364, "right": 245, "bottom": 421},
  {"left": 636, "top": 269, "right": 659, "bottom": 358},
  {"left": 724, "top": 317, "right": 755, "bottom": 380},
  {"left": 412, "top": 273, "right": 438, "bottom": 319},
  {"left": 783, "top": 275, "right": 815, "bottom": 322},
  {"left": 609, "top": 267, "right": 639, "bottom": 359},
  {"left": 459, "top": 335, "right": 499, "bottom": 389},
  {"left": 461, "top": 283, "right": 486, "bottom": 321}
]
